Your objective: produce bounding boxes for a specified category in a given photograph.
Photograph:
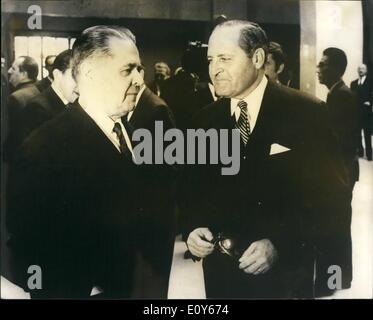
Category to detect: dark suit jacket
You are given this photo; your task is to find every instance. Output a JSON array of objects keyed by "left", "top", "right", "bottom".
[
  {"left": 182, "top": 81, "right": 349, "bottom": 298},
  {"left": 35, "top": 77, "right": 52, "bottom": 92},
  {"left": 13, "top": 86, "right": 68, "bottom": 156},
  {"left": 327, "top": 81, "right": 359, "bottom": 182},
  {"left": 125, "top": 87, "right": 177, "bottom": 298},
  {"left": 3, "top": 82, "right": 40, "bottom": 161},
  {"left": 6, "top": 104, "right": 142, "bottom": 298},
  {"left": 350, "top": 77, "right": 372, "bottom": 107}
]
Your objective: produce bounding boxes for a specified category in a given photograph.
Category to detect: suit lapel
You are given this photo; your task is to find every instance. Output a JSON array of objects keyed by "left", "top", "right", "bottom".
[{"left": 69, "top": 103, "right": 129, "bottom": 162}]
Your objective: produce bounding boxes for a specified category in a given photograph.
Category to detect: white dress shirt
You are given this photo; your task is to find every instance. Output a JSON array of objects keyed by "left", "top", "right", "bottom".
[
  {"left": 230, "top": 75, "right": 268, "bottom": 133},
  {"left": 82, "top": 106, "right": 133, "bottom": 154},
  {"left": 358, "top": 75, "right": 366, "bottom": 85}
]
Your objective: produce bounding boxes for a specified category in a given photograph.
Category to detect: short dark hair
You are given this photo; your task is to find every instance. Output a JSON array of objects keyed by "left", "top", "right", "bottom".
[
  {"left": 323, "top": 47, "right": 347, "bottom": 77},
  {"left": 71, "top": 25, "right": 136, "bottom": 80},
  {"left": 53, "top": 49, "right": 72, "bottom": 74},
  {"left": 18, "top": 56, "right": 39, "bottom": 81},
  {"left": 268, "top": 41, "right": 286, "bottom": 71},
  {"left": 215, "top": 20, "right": 269, "bottom": 58}
]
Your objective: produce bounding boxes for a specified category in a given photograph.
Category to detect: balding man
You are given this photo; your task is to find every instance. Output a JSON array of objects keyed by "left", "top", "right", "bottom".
[
  {"left": 7, "top": 25, "right": 146, "bottom": 298},
  {"left": 351, "top": 64, "right": 372, "bottom": 161},
  {"left": 183, "top": 20, "right": 349, "bottom": 298}
]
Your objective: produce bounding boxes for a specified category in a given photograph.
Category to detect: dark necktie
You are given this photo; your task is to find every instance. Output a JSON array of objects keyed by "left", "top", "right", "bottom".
[
  {"left": 235, "top": 100, "right": 251, "bottom": 145},
  {"left": 112, "top": 122, "right": 132, "bottom": 158}
]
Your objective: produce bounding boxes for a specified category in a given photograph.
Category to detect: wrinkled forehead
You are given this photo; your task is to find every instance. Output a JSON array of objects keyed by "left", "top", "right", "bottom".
[
  {"left": 358, "top": 64, "right": 367, "bottom": 71},
  {"left": 107, "top": 37, "right": 140, "bottom": 62}
]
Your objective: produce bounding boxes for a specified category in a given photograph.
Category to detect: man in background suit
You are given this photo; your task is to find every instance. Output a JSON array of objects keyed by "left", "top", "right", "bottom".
[
  {"left": 351, "top": 64, "right": 372, "bottom": 161},
  {"left": 264, "top": 41, "right": 286, "bottom": 85},
  {"left": 13, "top": 50, "right": 78, "bottom": 154},
  {"left": 35, "top": 55, "right": 56, "bottom": 92},
  {"left": 124, "top": 82, "right": 177, "bottom": 298},
  {"left": 4, "top": 56, "right": 40, "bottom": 161},
  {"left": 317, "top": 48, "right": 358, "bottom": 293},
  {"left": 7, "top": 25, "right": 145, "bottom": 298},
  {"left": 183, "top": 20, "right": 349, "bottom": 298}
]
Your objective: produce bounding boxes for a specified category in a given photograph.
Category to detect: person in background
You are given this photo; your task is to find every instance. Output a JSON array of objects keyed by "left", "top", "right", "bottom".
[
  {"left": 148, "top": 61, "right": 171, "bottom": 97},
  {"left": 16, "top": 49, "right": 78, "bottom": 148},
  {"left": 36, "top": 55, "right": 56, "bottom": 92},
  {"left": 4, "top": 56, "right": 40, "bottom": 161},
  {"left": 317, "top": 47, "right": 358, "bottom": 294},
  {"left": 264, "top": 41, "right": 286, "bottom": 85},
  {"left": 350, "top": 63, "right": 372, "bottom": 161}
]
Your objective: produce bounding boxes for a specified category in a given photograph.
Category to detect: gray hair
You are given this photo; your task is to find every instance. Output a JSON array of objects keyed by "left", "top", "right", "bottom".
[
  {"left": 71, "top": 25, "right": 136, "bottom": 80},
  {"left": 214, "top": 20, "right": 269, "bottom": 59}
]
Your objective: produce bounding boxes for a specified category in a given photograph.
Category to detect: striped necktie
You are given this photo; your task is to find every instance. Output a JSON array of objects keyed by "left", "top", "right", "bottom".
[
  {"left": 235, "top": 100, "right": 250, "bottom": 145},
  {"left": 112, "top": 122, "right": 132, "bottom": 159}
]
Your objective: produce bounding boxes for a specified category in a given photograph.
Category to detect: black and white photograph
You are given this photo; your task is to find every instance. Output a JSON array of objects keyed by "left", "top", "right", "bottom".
[{"left": 1, "top": 0, "right": 372, "bottom": 302}]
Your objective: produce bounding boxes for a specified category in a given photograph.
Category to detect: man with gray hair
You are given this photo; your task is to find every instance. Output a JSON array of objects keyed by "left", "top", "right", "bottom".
[
  {"left": 7, "top": 25, "right": 146, "bottom": 298},
  {"left": 183, "top": 20, "right": 349, "bottom": 298}
]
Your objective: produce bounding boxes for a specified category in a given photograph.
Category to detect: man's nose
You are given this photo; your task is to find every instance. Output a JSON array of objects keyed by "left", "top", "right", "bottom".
[
  {"left": 132, "top": 69, "right": 144, "bottom": 87},
  {"left": 210, "top": 61, "right": 223, "bottom": 78}
]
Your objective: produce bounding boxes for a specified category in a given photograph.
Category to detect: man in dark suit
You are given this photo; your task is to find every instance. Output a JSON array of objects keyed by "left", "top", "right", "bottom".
[
  {"left": 183, "top": 20, "right": 349, "bottom": 298},
  {"left": 317, "top": 47, "right": 359, "bottom": 293},
  {"left": 6, "top": 25, "right": 146, "bottom": 298},
  {"left": 350, "top": 64, "right": 372, "bottom": 161},
  {"left": 4, "top": 56, "right": 40, "bottom": 162},
  {"left": 124, "top": 84, "right": 177, "bottom": 298},
  {"left": 11, "top": 50, "right": 78, "bottom": 156},
  {"left": 35, "top": 55, "right": 56, "bottom": 92}
]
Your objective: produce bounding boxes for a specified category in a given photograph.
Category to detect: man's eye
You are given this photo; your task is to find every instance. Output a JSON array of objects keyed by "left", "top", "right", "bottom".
[
  {"left": 121, "top": 69, "right": 130, "bottom": 76},
  {"left": 220, "top": 57, "right": 231, "bottom": 62}
]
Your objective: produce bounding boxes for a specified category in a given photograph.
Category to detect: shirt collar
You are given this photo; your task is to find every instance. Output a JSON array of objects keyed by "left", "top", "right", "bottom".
[
  {"left": 82, "top": 104, "right": 118, "bottom": 138},
  {"left": 230, "top": 75, "right": 268, "bottom": 128},
  {"left": 208, "top": 82, "right": 218, "bottom": 101},
  {"left": 51, "top": 82, "right": 69, "bottom": 105},
  {"left": 359, "top": 75, "right": 366, "bottom": 83}
]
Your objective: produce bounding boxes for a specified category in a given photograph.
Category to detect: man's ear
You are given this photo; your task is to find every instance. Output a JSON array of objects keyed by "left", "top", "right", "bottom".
[
  {"left": 252, "top": 48, "right": 266, "bottom": 70},
  {"left": 52, "top": 69, "right": 60, "bottom": 81},
  {"left": 277, "top": 63, "right": 285, "bottom": 75}
]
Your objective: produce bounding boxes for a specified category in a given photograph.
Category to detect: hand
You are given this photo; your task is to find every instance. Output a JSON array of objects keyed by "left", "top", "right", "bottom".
[
  {"left": 238, "top": 239, "right": 278, "bottom": 275},
  {"left": 187, "top": 228, "right": 214, "bottom": 258},
  {"left": 363, "top": 101, "right": 371, "bottom": 107}
]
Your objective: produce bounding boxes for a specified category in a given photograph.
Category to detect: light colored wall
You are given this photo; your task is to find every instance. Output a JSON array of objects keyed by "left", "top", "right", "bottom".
[{"left": 300, "top": 1, "right": 363, "bottom": 100}]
